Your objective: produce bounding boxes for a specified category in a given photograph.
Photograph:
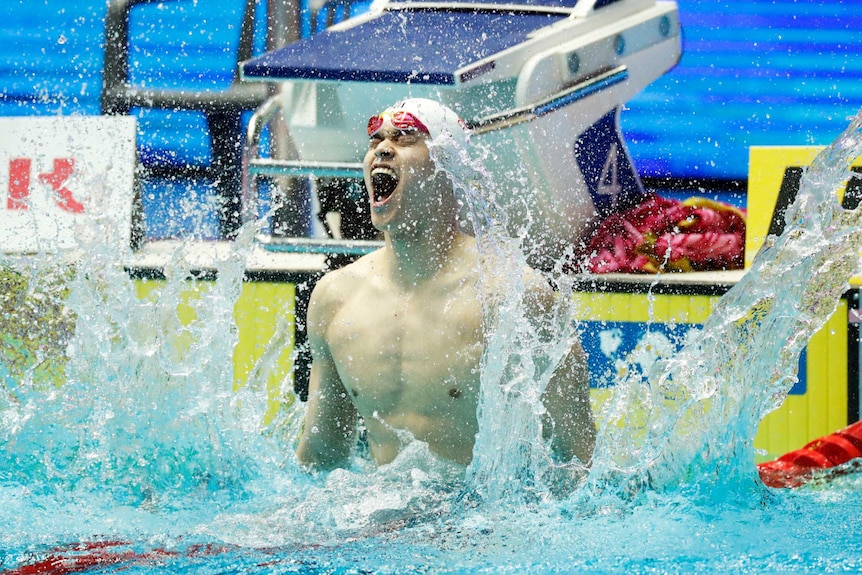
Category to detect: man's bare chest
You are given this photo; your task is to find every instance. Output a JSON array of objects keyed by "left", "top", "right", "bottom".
[{"left": 325, "top": 282, "right": 483, "bottom": 406}]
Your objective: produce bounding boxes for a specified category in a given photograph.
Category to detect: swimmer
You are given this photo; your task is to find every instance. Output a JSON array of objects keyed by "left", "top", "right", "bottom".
[{"left": 296, "top": 98, "right": 596, "bottom": 470}]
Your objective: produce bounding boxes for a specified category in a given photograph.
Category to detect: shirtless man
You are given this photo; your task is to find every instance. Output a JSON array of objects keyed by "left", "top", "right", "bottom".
[{"left": 296, "top": 98, "right": 595, "bottom": 470}]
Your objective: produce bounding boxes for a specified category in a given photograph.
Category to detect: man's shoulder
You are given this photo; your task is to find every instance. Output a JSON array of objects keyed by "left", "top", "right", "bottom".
[{"left": 312, "top": 251, "right": 381, "bottom": 301}]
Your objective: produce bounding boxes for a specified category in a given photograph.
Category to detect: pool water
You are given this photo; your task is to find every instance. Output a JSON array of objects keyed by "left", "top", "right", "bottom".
[
  {"left": 4, "top": 473, "right": 862, "bottom": 573},
  {"left": 2, "top": 113, "right": 862, "bottom": 573}
]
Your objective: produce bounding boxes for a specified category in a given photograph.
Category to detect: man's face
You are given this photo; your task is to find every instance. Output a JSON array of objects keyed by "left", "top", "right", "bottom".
[{"left": 363, "top": 115, "right": 443, "bottom": 233}]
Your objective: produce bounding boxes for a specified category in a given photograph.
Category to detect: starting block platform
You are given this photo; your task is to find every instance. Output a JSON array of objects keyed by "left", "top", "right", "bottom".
[{"left": 239, "top": 0, "right": 681, "bottom": 266}]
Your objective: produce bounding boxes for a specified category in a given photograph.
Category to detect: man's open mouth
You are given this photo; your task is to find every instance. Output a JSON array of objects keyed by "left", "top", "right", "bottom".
[{"left": 371, "top": 167, "right": 398, "bottom": 204}]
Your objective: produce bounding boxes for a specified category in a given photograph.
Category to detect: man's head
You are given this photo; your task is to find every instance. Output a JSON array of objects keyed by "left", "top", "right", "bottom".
[{"left": 363, "top": 99, "right": 470, "bottom": 234}]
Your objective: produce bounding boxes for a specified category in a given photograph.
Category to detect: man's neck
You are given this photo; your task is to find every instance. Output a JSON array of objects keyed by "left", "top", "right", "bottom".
[{"left": 384, "top": 224, "right": 463, "bottom": 287}]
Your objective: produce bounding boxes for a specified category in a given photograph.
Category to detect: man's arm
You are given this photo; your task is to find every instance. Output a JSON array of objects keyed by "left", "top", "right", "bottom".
[
  {"left": 521, "top": 269, "right": 596, "bottom": 465},
  {"left": 541, "top": 338, "right": 596, "bottom": 465},
  {"left": 296, "top": 279, "right": 358, "bottom": 470}
]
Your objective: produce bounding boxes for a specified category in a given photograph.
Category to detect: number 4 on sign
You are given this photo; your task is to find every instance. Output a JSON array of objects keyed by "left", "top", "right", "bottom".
[
  {"left": 599, "top": 143, "right": 622, "bottom": 209},
  {"left": 6, "top": 158, "right": 85, "bottom": 213}
]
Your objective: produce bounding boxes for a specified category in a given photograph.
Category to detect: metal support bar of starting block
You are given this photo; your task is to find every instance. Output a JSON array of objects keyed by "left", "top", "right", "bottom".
[
  {"left": 254, "top": 235, "right": 383, "bottom": 255},
  {"left": 242, "top": 94, "right": 291, "bottom": 227},
  {"left": 249, "top": 159, "right": 364, "bottom": 179}
]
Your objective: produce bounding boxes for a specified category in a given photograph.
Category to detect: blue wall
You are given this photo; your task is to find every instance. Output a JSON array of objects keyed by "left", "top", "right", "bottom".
[{"left": 623, "top": 1, "right": 862, "bottom": 184}]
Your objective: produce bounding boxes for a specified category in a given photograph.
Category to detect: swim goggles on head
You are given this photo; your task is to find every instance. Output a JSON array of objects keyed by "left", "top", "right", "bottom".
[{"left": 367, "top": 111, "right": 430, "bottom": 137}]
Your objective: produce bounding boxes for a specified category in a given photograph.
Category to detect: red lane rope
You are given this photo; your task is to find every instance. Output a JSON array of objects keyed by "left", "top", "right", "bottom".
[{"left": 758, "top": 420, "right": 862, "bottom": 488}]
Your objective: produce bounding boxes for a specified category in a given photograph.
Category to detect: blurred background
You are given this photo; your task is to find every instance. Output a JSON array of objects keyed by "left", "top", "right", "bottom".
[{"left": 2, "top": 0, "right": 861, "bottom": 240}]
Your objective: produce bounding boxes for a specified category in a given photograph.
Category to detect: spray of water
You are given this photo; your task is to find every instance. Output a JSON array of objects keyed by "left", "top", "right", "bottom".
[
  {"left": 428, "top": 134, "right": 589, "bottom": 506},
  {"left": 0, "top": 222, "right": 282, "bottom": 513},
  {"left": 429, "top": 107, "right": 862, "bottom": 513},
  {"left": 587, "top": 108, "right": 862, "bottom": 502}
]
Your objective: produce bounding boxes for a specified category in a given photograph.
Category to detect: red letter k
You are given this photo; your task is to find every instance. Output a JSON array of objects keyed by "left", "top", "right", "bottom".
[{"left": 38, "top": 158, "right": 84, "bottom": 214}]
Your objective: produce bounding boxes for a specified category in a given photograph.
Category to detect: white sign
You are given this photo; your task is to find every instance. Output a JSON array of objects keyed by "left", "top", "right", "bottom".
[{"left": 0, "top": 116, "right": 136, "bottom": 253}]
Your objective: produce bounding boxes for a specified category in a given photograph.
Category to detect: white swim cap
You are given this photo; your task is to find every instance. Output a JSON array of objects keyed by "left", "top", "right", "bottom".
[{"left": 368, "top": 98, "right": 470, "bottom": 151}]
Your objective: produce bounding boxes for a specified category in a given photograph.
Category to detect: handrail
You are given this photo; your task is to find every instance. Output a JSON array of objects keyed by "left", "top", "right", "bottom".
[
  {"left": 241, "top": 94, "right": 283, "bottom": 225},
  {"left": 101, "top": 0, "right": 268, "bottom": 115},
  {"left": 101, "top": 0, "right": 175, "bottom": 115}
]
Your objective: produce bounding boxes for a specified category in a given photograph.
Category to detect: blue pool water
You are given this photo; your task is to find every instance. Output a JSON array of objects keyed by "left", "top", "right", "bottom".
[{"left": 3, "top": 108, "right": 862, "bottom": 573}]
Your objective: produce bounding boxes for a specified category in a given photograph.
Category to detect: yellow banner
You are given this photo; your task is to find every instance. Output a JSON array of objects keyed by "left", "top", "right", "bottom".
[{"left": 746, "top": 146, "right": 862, "bottom": 285}]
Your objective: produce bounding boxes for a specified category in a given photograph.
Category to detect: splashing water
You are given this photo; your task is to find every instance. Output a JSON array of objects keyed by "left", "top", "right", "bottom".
[
  {"left": 0, "top": 224, "right": 287, "bottom": 546},
  {"left": 586, "top": 109, "right": 862, "bottom": 503},
  {"left": 2, "top": 110, "right": 862, "bottom": 572},
  {"left": 430, "top": 133, "right": 588, "bottom": 505}
]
